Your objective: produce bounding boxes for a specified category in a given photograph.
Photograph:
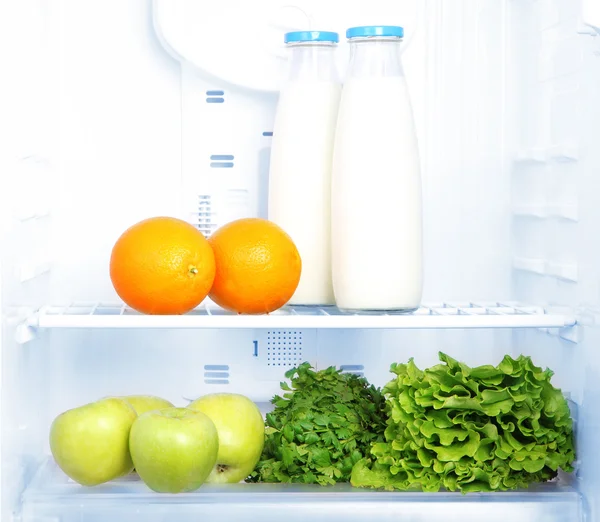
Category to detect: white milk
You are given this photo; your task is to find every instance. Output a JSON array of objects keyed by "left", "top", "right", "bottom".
[
  {"left": 269, "top": 81, "right": 341, "bottom": 305},
  {"left": 331, "top": 75, "right": 423, "bottom": 311},
  {"left": 268, "top": 34, "right": 341, "bottom": 306}
]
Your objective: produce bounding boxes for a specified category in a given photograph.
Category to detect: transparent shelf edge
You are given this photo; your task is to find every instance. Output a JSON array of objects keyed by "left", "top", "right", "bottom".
[
  {"left": 32, "top": 302, "right": 577, "bottom": 330},
  {"left": 23, "top": 458, "right": 581, "bottom": 504}
]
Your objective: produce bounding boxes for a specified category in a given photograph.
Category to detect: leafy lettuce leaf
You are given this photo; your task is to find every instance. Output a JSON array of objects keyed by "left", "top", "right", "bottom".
[
  {"left": 247, "top": 362, "right": 387, "bottom": 485},
  {"left": 351, "top": 353, "right": 575, "bottom": 492}
]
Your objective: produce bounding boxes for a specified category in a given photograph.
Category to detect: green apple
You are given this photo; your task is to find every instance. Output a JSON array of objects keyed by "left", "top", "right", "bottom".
[
  {"left": 120, "top": 396, "right": 175, "bottom": 473},
  {"left": 49, "top": 397, "right": 137, "bottom": 486},
  {"left": 188, "top": 393, "right": 265, "bottom": 483},
  {"left": 129, "top": 407, "right": 219, "bottom": 493},
  {"left": 122, "top": 395, "right": 174, "bottom": 415}
]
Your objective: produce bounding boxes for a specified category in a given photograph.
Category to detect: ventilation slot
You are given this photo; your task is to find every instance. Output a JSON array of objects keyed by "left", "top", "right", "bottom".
[
  {"left": 210, "top": 154, "right": 234, "bottom": 169},
  {"left": 204, "top": 364, "right": 230, "bottom": 385},
  {"left": 206, "top": 90, "right": 225, "bottom": 103},
  {"left": 340, "top": 365, "right": 365, "bottom": 377},
  {"left": 196, "top": 195, "right": 216, "bottom": 237},
  {"left": 267, "top": 331, "right": 302, "bottom": 367}
]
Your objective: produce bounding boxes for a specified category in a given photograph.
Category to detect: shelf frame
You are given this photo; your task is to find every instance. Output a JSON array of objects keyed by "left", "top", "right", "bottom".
[
  {"left": 20, "top": 459, "right": 583, "bottom": 522},
  {"left": 31, "top": 302, "right": 577, "bottom": 331}
]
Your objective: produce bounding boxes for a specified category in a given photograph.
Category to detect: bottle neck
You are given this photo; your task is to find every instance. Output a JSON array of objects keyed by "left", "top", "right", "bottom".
[
  {"left": 286, "top": 43, "right": 339, "bottom": 83},
  {"left": 347, "top": 37, "right": 404, "bottom": 79}
]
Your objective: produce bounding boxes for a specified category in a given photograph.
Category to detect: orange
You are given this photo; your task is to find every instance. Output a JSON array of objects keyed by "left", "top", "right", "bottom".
[
  {"left": 208, "top": 218, "right": 301, "bottom": 314},
  {"left": 110, "top": 217, "right": 215, "bottom": 315}
]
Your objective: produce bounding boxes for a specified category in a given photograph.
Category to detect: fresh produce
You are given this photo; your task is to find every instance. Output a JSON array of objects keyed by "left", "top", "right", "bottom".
[
  {"left": 110, "top": 216, "right": 215, "bottom": 315},
  {"left": 129, "top": 407, "right": 219, "bottom": 493},
  {"left": 121, "top": 395, "right": 176, "bottom": 472},
  {"left": 49, "top": 397, "right": 137, "bottom": 486},
  {"left": 208, "top": 218, "right": 302, "bottom": 314},
  {"left": 247, "top": 363, "right": 387, "bottom": 485},
  {"left": 49, "top": 354, "right": 574, "bottom": 494},
  {"left": 122, "top": 395, "right": 174, "bottom": 415},
  {"left": 351, "top": 352, "right": 576, "bottom": 493},
  {"left": 188, "top": 393, "right": 265, "bottom": 483}
]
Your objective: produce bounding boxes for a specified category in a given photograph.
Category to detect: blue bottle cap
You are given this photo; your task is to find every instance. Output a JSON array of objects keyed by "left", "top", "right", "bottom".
[
  {"left": 284, "top": 31, "right": 339, "bottom": 44},
  {"left": 346, "top": 26, "right": 404, "bottom": 39}
]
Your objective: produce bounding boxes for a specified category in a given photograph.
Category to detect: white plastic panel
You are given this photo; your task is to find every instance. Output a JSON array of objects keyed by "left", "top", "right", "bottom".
[{"left": 179, "top": 63, "right": 276, "bottom": 230}]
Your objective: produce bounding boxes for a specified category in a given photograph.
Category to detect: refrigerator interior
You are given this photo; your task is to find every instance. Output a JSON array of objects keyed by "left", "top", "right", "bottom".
[{"left": 1, "top": 0, "right": 600, "bottom": 521}]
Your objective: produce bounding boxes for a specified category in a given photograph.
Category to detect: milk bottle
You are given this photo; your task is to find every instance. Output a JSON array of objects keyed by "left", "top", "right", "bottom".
[
  {"left": 331, "top": 26, "right": 423, "bottom": 311},
  {"left": 268, "top": 31, "right": 341, "bottom": 306}
]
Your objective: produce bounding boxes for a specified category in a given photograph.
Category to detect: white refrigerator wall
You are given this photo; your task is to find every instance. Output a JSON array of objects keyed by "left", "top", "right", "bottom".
[
  {"left": 0, "top": 1, "right": 61, "bottom": 520},
  {"left": 1, "top": 0, "right": 600, "bottom": 521},
  {"left": 507, "top": 0, "right": 600, "bottom": 517}
]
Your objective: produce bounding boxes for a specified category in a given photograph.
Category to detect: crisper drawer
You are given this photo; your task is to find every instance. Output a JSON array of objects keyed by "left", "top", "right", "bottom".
[{"left": 21, "top": 459, "right": 582, "bottom": 522}]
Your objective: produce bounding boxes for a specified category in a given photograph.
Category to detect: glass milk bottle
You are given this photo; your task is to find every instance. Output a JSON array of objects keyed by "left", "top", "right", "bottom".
[
  {"left": 268, "top": 31, "right": 341, "bottom": 306},
  {"left": 331, "top": 26, "right": 423, "bottom": 311}
]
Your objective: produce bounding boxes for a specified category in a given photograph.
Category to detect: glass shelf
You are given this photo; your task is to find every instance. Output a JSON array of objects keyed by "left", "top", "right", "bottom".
[
  {"left": 21, "top": 459, "right": 582, "bottom": 522},
  {"left": 32, "top": 301, "right": 577, "bottom": 331}
]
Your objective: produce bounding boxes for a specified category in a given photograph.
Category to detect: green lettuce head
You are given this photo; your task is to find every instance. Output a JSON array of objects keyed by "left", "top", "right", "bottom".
[{"left": 351, "top": 352, "right": 575, "bottom": 493}]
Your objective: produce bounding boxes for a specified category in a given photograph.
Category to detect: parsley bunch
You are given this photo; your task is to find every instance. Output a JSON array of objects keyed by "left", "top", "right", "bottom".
[{"left": 247, "top": 362, "right": 387, "bottom": 485}]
